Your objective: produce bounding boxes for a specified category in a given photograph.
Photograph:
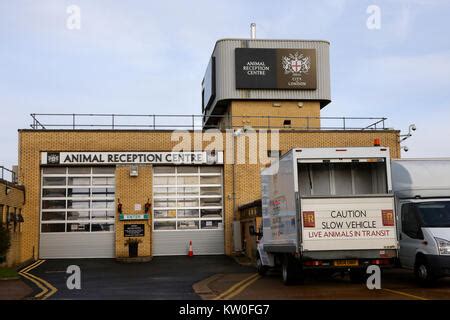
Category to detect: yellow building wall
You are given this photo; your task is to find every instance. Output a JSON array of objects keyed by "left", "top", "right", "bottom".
[
  {"left": 0, "top": 182, "right": 25, "bottom": 267},
  {"left": 17, "top": 129, "right": 400, "bottom": 262},
  {"left": 227, "top": 100, "right": 321, "bottom": 129},
  {"left": 115, "top": 165, "right": 152, "bottom": 258}
]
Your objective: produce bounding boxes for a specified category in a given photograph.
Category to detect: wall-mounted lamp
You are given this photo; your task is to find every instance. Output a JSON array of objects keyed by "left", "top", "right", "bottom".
[
  {"left": 130, "top": 165, "right": 139, "bottom": 177},
  {"left": 144, "top": 199, "right": 151, "bottom": 214},
  {"left": 117, "top": 199, "right": 123, "bottom": 214}
]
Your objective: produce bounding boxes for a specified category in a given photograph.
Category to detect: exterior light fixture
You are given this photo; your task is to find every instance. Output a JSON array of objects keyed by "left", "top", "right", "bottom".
[
  {"left": 117, "top": 199, "right": 123, "bottom": 215},
  {"left": 144, "top": 199, "right": 151, "bottom": 214},
  {"left": 130, "top": 165, "right": 139, "bottom": 177},
  {"left": 374, "top": 138, "right": 381, "bottom": 146},
  {"left": 233, "top": 128, "right": 244, "bottom": 137}
]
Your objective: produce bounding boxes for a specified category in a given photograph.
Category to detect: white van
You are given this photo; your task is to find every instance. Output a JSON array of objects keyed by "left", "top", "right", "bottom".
[{"left": 392, "top": 159, "right": 450, "bottom": 285}]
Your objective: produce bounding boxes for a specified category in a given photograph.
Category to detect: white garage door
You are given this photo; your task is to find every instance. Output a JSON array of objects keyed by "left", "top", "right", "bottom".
[
  {"left": 40, "top": 167, "right": 116, "bottom": 258},
  {"left": 152, "top": 166, "right": 224, "bottom": 255}
]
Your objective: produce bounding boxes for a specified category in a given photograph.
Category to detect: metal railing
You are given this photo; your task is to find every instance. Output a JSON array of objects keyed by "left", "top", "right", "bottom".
[
  {"left": 30, "top": 113, "right": 387, "bottom": 131},
  {"left": 0, "top": 166, "right": 16, "bottom": 184}
]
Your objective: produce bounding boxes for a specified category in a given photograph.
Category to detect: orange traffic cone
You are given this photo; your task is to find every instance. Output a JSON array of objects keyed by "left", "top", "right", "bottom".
[{"left": 188, "top": 240, "right": 194, "bottom": 257}]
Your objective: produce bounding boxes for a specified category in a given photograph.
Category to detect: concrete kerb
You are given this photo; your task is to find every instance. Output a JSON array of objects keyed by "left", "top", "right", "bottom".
[
  {"left": 232, "top": 255, "right": 254, "bottom": 267},
  {"left": 192, "top": 273, "right": 225, "bottom": 300}
]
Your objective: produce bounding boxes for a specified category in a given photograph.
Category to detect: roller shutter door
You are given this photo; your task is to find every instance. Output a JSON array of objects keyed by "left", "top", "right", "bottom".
[
  {"left": 152, "top": 166, "right": 224, "bottom": 255},
  {"left": 40, "top": 167, "right": 116, "bottom": 259}
]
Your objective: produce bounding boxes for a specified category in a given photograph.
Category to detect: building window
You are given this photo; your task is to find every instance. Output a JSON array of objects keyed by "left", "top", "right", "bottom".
[
  {"left": 0, "top": 205, "right": 3, "bottom": 226},
  {"left": 153, "top": 166, "right": 223, "bottom": 231},
  {"left": 40, "top": 167, "right": 115, "bottom": 233}
]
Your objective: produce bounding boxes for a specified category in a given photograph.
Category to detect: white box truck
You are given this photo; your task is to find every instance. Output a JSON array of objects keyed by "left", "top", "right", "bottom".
[
  {"left": 256, "top": 147, "right": 399, "bottom": 284},
  {"left": 392, "top": 159, "right": 450, "bottom": 286}
]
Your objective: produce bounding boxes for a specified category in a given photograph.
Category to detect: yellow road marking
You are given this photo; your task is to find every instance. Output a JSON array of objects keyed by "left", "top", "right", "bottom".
[
  {"left": 18, "top": 260, "right": 58, "bottom": 300},
  {"left": 24, "top": 268, "right": 56, "bottom": 299},
  {"left": 19, "top": 260, "right": 48, "bottom": 298},
  {"left": 40, "top": 278, "right": 58, "bottom": 300},
  {"left": 19, "top": 272, "right": 48, "bottom": 297},
  {"left": 383, "top": 288, "right": 429, "bottom": 300},
  {"left": 214, "top": 273, "right": 260, "bottom": 300},
  {"left": 223, "top": 275, "right": 261, "bottom": 300},
  {"left": 19, "top": 259, "right": 44, "bottom": 274}
]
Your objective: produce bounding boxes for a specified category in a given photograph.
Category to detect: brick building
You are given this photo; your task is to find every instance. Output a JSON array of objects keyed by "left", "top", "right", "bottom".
[
  {"left": 0, "top": 167, "right": 25, "bottom": 267},
  {"left": 11, "top": 38, "right": 400, "bottom": 263}
]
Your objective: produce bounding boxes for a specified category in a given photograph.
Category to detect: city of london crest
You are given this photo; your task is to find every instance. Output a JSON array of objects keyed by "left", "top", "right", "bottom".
[{"left": 282, "top": 52, "right": 311, "bottom": 75}]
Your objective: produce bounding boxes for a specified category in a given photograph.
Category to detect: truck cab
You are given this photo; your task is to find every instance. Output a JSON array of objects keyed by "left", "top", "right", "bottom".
[{"left": 392, "top": 160, "right": 450, "bottom": 286}]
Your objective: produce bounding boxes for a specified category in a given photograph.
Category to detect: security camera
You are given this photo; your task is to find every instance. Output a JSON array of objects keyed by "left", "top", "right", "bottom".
[{"left": 400, "top": 124, "right": 417, "bottom": 142}]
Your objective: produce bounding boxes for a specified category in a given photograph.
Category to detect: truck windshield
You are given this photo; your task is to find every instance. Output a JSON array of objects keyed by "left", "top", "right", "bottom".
[{"left": 415, "top": 201, "right": 450, "bottom": 228}]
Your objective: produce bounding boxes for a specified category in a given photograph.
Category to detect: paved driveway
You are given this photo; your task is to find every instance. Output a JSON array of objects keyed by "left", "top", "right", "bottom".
[{"left": 25, "top": 256, "right": 254, "bottom": 300}]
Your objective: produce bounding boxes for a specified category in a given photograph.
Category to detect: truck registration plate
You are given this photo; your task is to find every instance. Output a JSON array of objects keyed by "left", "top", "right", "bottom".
[{"left": 333, "top": 260, "right": 359, "bottom": 267}]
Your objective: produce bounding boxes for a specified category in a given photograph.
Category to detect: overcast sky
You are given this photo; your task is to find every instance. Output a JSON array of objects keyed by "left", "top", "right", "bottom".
[{"left": 1, "top": 0, "right": 450, "bottom": 169}]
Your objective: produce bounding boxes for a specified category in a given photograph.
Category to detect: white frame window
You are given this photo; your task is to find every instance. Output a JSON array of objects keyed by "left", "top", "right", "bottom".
[
  {"left": 152, "top": 166, "right": 223, "bottom": 231},
  {"left": 40, "top": 167, "right": 116, "bottom": 233}
]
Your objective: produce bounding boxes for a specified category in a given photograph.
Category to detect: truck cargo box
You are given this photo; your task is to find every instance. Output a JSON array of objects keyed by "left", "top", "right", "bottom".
[{"left": 261, "top": 147, "right": 398, "bottom": 257}]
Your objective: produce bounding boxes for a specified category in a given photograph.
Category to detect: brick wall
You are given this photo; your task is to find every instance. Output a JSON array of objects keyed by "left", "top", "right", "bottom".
[
  {"left": 115, "top": 165, "right": 152, "bottom": 258},
  {"left": 18, "top": 128, "right": 400, "bottom": 260},
  {"left": 0, "top": 181, "right": 25, "bottom": 267},
  {"left": 215, "top": 101, "right": 321, "bottom": 130},
  {"left": 230, "top": 100, "right": 321, "bottom": 129}
]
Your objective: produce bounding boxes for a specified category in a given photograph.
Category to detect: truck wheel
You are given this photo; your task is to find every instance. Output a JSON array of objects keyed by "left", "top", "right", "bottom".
[
  {"left": 282, "top": 255, "right": 296, "bottom": 285},
  {"left": 256, "top": 255, "right": 267, "bottom": 276},
  {"left": 414, "top": 257, "right": 436, "bottom": 287}
]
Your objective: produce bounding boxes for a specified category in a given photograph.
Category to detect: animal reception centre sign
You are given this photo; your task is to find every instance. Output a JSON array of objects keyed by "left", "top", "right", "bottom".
[
  {"left": 300, "top": 198, "right": 397, "bottom": 251},
  {"left": 235, "top": 48, "right": 317, "bottom": 90},
  {"left": 41, "top": 151, "right": 224, "bottom": 165}
]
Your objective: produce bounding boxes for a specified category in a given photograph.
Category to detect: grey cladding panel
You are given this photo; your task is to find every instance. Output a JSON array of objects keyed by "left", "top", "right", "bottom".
[{"left": 204, "top": 39, "right": 331, "bottom": 118}]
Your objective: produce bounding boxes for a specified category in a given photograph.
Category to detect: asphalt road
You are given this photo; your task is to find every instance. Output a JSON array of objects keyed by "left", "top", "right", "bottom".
[
  {"left": 24, "top": 256, "right": 254, "bottom": 300},
  {"left": 209, "top": 268, "right": 450, "bottom": 300},
  {"left": 20, "top": 256, "right": 450, "bottom": 300}
]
